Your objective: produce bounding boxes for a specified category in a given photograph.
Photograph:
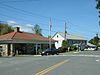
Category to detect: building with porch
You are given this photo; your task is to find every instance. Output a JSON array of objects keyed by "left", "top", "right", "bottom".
[{"left": 0, "top": 27, "right": 56, "bottom": 56}]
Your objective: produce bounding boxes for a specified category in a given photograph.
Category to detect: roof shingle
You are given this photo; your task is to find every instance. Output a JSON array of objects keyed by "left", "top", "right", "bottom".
[{"left": 0, "top": 31, "right": 55, "bottom": 42}]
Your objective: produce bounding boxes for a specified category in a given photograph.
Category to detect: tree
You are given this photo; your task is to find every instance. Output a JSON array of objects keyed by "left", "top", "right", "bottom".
[
  {"left": 48, "top": 35, "right": 51, "bottom": 38},
  {"left": 58, "top": 40, "right": 69, "bottom": 52},
  {"left": 62, "top": 40, "right": 69, "bottom": 48},
  {"left": 89, "top": 34, "right": 99, "bottom": 46},
  {"left": 96, "top": 0, "right": 100, "bottom": 24},
  {"left": 0, "top": 23, "right": 14, "bottom": 35},
  {"left": 32, "top": 24, "right": 42, "bottom": 36},
  {"left": 96, "top": 0, "right": 100, "bottom": 9}
]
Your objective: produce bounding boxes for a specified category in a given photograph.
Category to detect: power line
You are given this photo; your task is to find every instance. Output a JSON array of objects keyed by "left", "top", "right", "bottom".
[
  {"left": 0, "top": 3, "right": 98, "bottom": 37},
  {"left": 0, "top": 5, "right": 65, "bottom": 30},
  {"left": 0, "top": 12, "right": 51, "bottom": 28},
  {"left": 0, "top": 5, "right": 53, "bottom": 28},
  {"left": 0, "top": 13, "right": 97, "bottom": 35},
  {"left": 0, "top": 12, "right": 34, "bottom": 23},
  {"left": 0, "top": 5, "right": 86, "bottom": 29},
  {"left": 0, "top": 5, "right": 35, "bottom": 18},
  {"left": 0, "top": 19, "right": 57, "bottom": 33},
  {"left": 0, "top": 2, "right": 96, "bottom": 31},
  {"left": 0, "top": 13, "right": 97, "bottom": 37},
  {"left": 1, "top": 3, "right": 46, "bottom": 18},
  {"left": 0, "top": 3, "right": 65, "bottom": 28},
  {"left": 0, "top": 0, "right": 39, "bottom": 3},
  {"left": 0, "top": 3, "right": 65, "bottom": 22},
  {"left": 0, "top": 3, "right": 85, "bottom": 29},
  {"left": 0, "top": 19, "right": 96, "bottom": 39}
]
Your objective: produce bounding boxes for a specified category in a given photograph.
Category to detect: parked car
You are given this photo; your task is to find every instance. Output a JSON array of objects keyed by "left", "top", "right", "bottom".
[
  {"left": 41, "top": 48, "right": 59, "bottom": 56},
  {"left": 84, "top": 47, "right": 96, "bottom": 51}
]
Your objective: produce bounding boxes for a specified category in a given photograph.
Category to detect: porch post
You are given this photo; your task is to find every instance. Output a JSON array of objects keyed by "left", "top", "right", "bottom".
[
  {"left": 5, "top": 44, "right": 8, "bottom": 56},
  {"left": 36, "top": 43, "right": 38, "bottom": 55},
  {"left": 10, "top": 44, "right": 13, "bottom": 56},
  {"left": 39, "top": 44, "right": 42, "bottom": 54},
  {"left": 40, "top": 44, "right": 41, "bottom": 50}
]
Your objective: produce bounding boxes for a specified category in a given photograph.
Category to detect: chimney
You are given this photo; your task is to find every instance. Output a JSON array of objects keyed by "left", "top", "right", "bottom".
[{"left": 14, "top": 27, "right": 20, "bottom": 32}]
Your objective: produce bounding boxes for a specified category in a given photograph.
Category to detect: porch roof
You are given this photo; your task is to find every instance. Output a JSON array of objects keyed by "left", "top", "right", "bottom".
[{"left": 0, "top": 31, "right": 56, "bottom": 44}]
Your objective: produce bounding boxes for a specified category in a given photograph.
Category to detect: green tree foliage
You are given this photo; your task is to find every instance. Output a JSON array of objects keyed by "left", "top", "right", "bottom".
[
  {"left": 58, "top": 40, "right": 69, "bottom": 53},
  {"left": 48, "top": 35, "right": 51, "bottom": 38},
  {"left": 89, "top": 35, "right": 99, "bottom": 46},
  {"left": 32, "top": 24, "right": 42, "bottom": 36},
  {"left": 96, "top": 0, "right": 100, "bottom": 24},
  {"left": 69, "top": 45, "right": 77, "bottom": 51},
  {"left": 96, "top": 0, "right": 100, "bottom": 9},
  {"left": 62, "top": 40, "right": 69, "bottom": 48},
  {"left": 0, "top": 23, "right": 14, "bottom": 35}
]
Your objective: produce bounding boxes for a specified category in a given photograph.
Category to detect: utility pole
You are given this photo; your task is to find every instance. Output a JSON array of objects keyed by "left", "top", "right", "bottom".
[
  {"left": 65, "top": 21, "right": 67, "bottom": 40},
  {"left": 96, "top": 33, "right": 99, "bottom": 37},
  {"left": 49, "top": 18, "right": 52, "bottom": 49}
]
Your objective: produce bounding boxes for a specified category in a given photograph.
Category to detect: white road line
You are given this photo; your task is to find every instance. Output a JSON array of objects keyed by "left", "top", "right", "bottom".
[
  {"left": 73, "top": 52, "right": 79, "bottom": 53},
  {"left": 59, "top": 54, "right": 100, "bottom": 57},
  {"left": 38, "top": 54, "right": 100, "bottom": 58},
  {"left": 96, "top": 59, "right": 100, "bottom": 62}
]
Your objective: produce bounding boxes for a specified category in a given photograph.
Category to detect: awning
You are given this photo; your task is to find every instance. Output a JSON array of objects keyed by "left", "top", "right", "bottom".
[{"left": 0, "top": 39, "right": 55, "bottom": 44}]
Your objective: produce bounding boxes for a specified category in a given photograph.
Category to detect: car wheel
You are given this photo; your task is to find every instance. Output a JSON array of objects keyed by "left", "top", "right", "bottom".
[
  {"left": 56, "top": 53, "right": 59, "bottom": 55},
  {"left": 46, "top": 53, "right": 49, "bottom": 55}
]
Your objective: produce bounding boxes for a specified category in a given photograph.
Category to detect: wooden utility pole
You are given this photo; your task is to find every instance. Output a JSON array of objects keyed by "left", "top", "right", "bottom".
[
  {"left": 65, "top": 21, "right": 67, "bottom": 40},
  {"left": 49, "top": 18, "right": 52, "bottom": 49}
]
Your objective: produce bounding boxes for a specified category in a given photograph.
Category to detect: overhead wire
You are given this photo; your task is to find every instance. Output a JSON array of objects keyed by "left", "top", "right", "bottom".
[
  {"left": 0, "top": 0, "right": 38, "bottom": 3},
  {"left": 0, "top": 2, "right": 98, "bottom": 38},
  {"left": 0, "top": 6, "right": 51, "bottom": 28},
  {"left": 0, "top": 12, "right": 97, "bottom": 37},
  {"left": 0, "top": 3, "right": 84, "bottom": 28},
  {"left": 0, "top": 16, "right": 97, "bottom": 36},
  {"left": 0, "top": 2, "right": 97, "bottom": 29},
  {"left": 0, "top": 17, "right": 57, "bottom": 33},
  {"left": 0, "top": 3, "right": 65, "bottom": 22},
  {"left": 0, "top": 3, "right": 63, "bottom": 29}
]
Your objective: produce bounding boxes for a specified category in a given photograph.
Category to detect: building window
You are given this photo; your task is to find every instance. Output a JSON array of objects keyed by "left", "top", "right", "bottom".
[
  {"left": 57, "top": 35, "right": 58, "bottom": 38},
  {"left": 0, "top": 46, "right": 3, "bottom": 51}
]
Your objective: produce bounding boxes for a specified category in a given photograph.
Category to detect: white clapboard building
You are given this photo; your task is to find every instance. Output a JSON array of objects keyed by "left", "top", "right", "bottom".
[{"left": 52, "top": 32, "right": 87, "bottom": 50}]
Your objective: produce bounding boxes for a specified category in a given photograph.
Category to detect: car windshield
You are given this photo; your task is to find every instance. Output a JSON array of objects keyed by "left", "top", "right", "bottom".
[{"left": 46, "top": 48, "right": 56, "bottom": 51}]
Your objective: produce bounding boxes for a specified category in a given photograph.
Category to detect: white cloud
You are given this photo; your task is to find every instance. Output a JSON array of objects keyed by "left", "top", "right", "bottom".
[
  {"left": 14, "top": 25, "right": 33, "bottom": 32},
  {"left": 7, "top": 20, "right": 33, "bottom": 32},
  {"left": 26, "top": 24, "right": 34, "bottom": 28},
  {"left": 7, "top": 20, "right": 16, "bottom": 25}
]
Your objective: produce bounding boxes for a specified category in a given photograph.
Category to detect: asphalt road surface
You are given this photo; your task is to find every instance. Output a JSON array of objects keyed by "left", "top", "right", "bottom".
[{"left": 0, "top": 51, "right": 100, "bottom": 75}]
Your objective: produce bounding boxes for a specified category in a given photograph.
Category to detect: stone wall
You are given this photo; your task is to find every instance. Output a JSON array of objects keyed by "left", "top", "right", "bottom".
[{"left": 0, "top": 44, "right": 8, "bottom": 56}]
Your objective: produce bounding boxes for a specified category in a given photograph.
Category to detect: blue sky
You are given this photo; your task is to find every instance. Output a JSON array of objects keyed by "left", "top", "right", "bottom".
[{"left": 0, "top": 0, "right": 99, "bottom": 40}]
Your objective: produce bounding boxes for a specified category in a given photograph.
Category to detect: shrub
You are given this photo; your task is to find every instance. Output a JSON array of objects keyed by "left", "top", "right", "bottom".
[
  {"left": 69, "top": 46, "right": 77, "bottom": 51},
  {"left": 62, "top": 40, "right": 69, "bottom": 48},
  {"left": 58, "top": 47, "right": 68, "bottom": 53}
]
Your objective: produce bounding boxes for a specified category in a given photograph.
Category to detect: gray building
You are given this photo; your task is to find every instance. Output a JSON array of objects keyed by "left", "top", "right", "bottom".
[{"left": 52, "top": 32, "right": 87, "bottom": 50}]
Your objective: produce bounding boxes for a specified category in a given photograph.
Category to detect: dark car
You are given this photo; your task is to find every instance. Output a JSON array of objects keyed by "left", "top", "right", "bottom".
[{"left": 41, "top": 48, "right": 59, "bottom": 56}]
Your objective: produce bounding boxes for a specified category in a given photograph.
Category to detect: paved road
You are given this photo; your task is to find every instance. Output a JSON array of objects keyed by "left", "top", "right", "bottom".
[
  {"left": 0, "top": 51, "right": 100, "bottom": 75},
  {"left": 62, "top": 50, "right": 100, "bottom": 55}
]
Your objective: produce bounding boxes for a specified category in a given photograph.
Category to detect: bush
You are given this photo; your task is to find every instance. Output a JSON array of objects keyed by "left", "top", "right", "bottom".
[
  {"left": 62, "top": 40, "right": 69, "bottom": 48},
  {"left": 69, "top": 46, "right": 77, "bottom": 51},
  {"left": 58, "top": 47, "right": 68, "bottom": 53}
]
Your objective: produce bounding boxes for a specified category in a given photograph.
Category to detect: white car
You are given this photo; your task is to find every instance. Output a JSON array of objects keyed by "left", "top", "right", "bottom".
[{"left": 84, "top": 47, "right": 96, "bottom": 51}]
